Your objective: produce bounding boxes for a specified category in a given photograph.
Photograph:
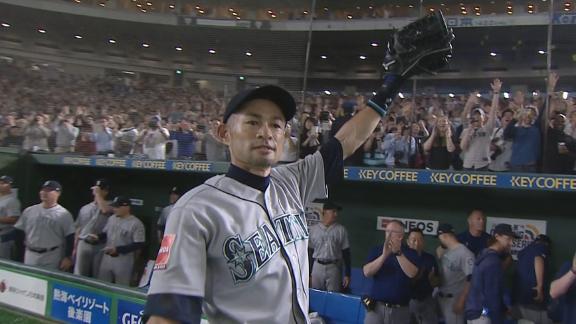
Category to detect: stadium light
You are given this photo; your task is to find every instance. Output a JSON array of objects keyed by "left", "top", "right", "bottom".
[
  {"left": 371, "top": 42, "right": 379, "bottom": 47},
  {"left": 320, "top": 55, "right": 327, "bottom": 59},
  {"left": 538, "top": 50, "right": 546, "bottom": 55},
  {"left": 38, "top": 29, "right": 46, "bottom": 34},
  {"left": 108, "top": 39, "right": 116, "bottom": 44},
  {"left": 324, "top": 90, "right": 331, "bottom": 95},
  {"left": 208, "top": 49, "right": 216, "bottom": 54},
  {"left": 448, "top": 93, "right": 455, "bottom": 98},
  {"left": 359, "top": 55, "right": 367, "bottom": 60},
  {"left": 1, "top": 23, "right": 10, "bottom": 28},
  {"left": 490, "top": 52, "right": 497, "bottom": 57},
  {"left": 245, "top": 52, "right": 252, "bottom": 56},
  {"left": 74, "top": 35, "right": 83, "bottom": 39},
  {"left": 175, "top": 46, "right": 183, "bottom": 51},
  {"left": 142, "top": 43, "right": 150, "bottom": 48}
]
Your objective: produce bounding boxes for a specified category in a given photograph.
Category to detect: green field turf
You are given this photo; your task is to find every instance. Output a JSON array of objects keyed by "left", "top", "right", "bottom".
[{"left": 0, "top": 305, "right": 57, "bottom": 324}]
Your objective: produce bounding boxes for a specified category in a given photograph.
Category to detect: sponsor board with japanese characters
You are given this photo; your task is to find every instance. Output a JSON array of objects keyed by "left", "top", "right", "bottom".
[
  {"left": 0, "top": 269, "right": 47, "bottom": 315},
  {"left": 51, "top": 283, "right": 111, "bottom": 324}
]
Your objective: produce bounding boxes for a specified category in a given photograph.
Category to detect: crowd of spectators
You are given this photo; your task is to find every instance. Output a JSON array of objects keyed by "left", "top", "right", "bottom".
[{"left": 1, "top": 58, "right": 575, "bottom": 174}]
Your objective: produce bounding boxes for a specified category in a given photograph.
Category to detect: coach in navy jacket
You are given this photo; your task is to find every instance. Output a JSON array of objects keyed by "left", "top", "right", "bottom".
[{"left": 465, "top": 224, "right": 519, "bottom": 324}]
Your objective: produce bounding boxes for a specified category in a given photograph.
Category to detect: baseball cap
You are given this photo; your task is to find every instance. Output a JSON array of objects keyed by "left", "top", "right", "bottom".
[
  {"left": 436, "top": 223, "right": 455, "bottom": 237},
  {"left": 110, "top": 196, "right": 131, "bottom": 207},
  {"left": 322, "top": 201, "right": 342, "bottom": 211},
  {"left": 535, "top": 234, "right": 551, "bottom": 244},
  {"left": 223, "top": 85, "right": 296, "bottom": 123},
  {"left": 41, "top": 180, "right": 62, "bottom": 192},
  {"left": 93, "top": 179, "right": 110, "bottom": 191},
  {"left": 493, "top": 223, "right": 521, "bottom": 239},
  {"left": 0, "top": 175, "right": 14, "bottom": 184},
  {"left": 169, "top": 186, "right": 185, "bottom": 196}
]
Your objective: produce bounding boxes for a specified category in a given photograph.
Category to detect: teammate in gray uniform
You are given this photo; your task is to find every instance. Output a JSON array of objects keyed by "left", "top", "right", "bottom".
[
  {"left": 309, "top": 201, "right": 351, "bottom": 292},
  {"left": 0, "top": 176, "right": 21, "bottom": 260},
  {"left": 12, "top": 181, "right": 74, "bottom": 270},
  {"left": 90, "top": 196, "right": 145, "bottom": 286},
  {"left": 436, "top": 223, "right": 475, "bottom": 324},
  {"left": 157, "top": 186, "right": 183, "bottom": 242},
  {"left": 144, "top": 14, "right": 454, "bottom": 324},
  {"left": 73, "top": 179, "right": 112, "bottom": 278}
]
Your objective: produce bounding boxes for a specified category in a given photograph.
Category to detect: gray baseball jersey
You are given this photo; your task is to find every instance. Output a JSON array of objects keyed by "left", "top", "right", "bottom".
[
  {"left": 439, "top": 243, "right": 475, "bottom": 295},
  {"left": 74, "top": 201, "right": 110, "bottom": 277},
  {"left": 102, "top": 214, "right": 146, "bottom": 248},
  {"left": 14, "top": 203, "right": 75, "bottom": 249},
  {"left": 98, "top": 214, "right": 145, "bottom": 285},
  {"left": 308, "top": 222, "right": 349, "bottom": 260},
  {"left": 147, "top": 152, "right": 327, "bottom": 324},
  {"left": 0, "top": 194, "right": 21, "bottom": 231},
  {"left": 76, "top": 201, "right": 110, "bottom": 238},
  {"left": 0, "top": 193, "right": 21, "bottom": 259},
  {"left": 157, "top": 204, "right": 174, "bottom": 228}
]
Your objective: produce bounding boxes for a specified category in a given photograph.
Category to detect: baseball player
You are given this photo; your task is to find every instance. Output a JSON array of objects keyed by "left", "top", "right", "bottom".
[
  {"left": 144, "top": 13, "right": 453, "bottom": 324},
  {"left": 73, "top": 179, "right": 113, "bottom": 278},
  {"left": 89, "top": 196, "right": 145, "bottom": 286},
  {"left": 0, "top": 175, "right": 21, "bottom": 260},
  {"left": 407, "top": 228, "right": 439, "bottom": 324},
  {"left": 436, "top": 223, "right": 475, "bottom": 324},
  {"left": 514, "top": 234, "right": 553, "bottom": 324},
  {"left": 157, "top": 186, "right": 183, "bottom": 242},
  {"left": 11, "top": 181, "right": 74, "bottom": 270},
  {"left": 308, "top": 201, "right": 351, "bottom": 292},
  {"left": 465, "top": 223, "right": 519, "bottom": 324}
]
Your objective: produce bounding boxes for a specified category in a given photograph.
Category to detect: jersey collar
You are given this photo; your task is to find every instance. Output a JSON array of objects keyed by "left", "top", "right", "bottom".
[{"left": 226, "top": 164, "right": 270, "bottom": 192}]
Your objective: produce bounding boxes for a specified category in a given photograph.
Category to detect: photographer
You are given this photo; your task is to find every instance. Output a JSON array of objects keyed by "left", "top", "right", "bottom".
[
  {"left": 53, "top": 114, "right": 79, "bottom": 153},
  {"left": 137, "top": 117, "right": 170, "bottom": 160},
  {"left": 363, "top": 123, "right": 387, "bottom": 166},
  {"left": 299, "top": 116, "right": 321, "bottom": 158},
  {"left": 423, "top": 116, "right": 455, "bottom": 170}
]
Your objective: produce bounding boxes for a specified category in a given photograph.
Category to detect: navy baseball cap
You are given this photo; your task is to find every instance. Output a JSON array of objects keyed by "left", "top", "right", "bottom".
[
  {"left": 493, "top": 223, "right": 521, "bottom": 239},
  {"left": 110, "top": 196, "right": 131, "bottom": 207},
  {"left": 0, "top": 175, "right": 14, "bottom": 184},
  {"left": 323, "top": 201, "right": 342, "bottom": 211},
  {"left": 535, "top": 234, "right": 551, "bottom": 244},
  {"left": 94, "top": 179, "right": 110, "bottom": 191},
  {"left": 223, "top": 85, "right": 296, "bottom": 123},
  {"left": 437, "top": 223, "right": 455, "bottom": 237},
  {"left": 41, "top": 180, "right": 62, "bottom": 192}
]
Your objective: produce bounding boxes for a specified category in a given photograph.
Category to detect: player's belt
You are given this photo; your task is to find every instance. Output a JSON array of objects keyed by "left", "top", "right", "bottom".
[
  {"left": 316, "top": 259, "right": 339, "bottom": 265},
  {"left": 79, "top": 237, "right": 100, "bottom": 245},
  {"left": 27, "top": 246, "right": 59, "bottom": 254},
  {"left": 376, "top": 301, "right": 408, "bottom": 308}
]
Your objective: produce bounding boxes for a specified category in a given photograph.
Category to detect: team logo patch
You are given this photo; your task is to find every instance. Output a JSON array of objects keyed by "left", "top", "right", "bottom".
[{"left": 154, "top": 234, "right": 175, "bottom": 270}]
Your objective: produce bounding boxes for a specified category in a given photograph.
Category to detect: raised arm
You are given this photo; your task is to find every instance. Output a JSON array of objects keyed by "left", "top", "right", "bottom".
[{"left": 487, "top": 79, "right": 502, "bottom": 129}]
